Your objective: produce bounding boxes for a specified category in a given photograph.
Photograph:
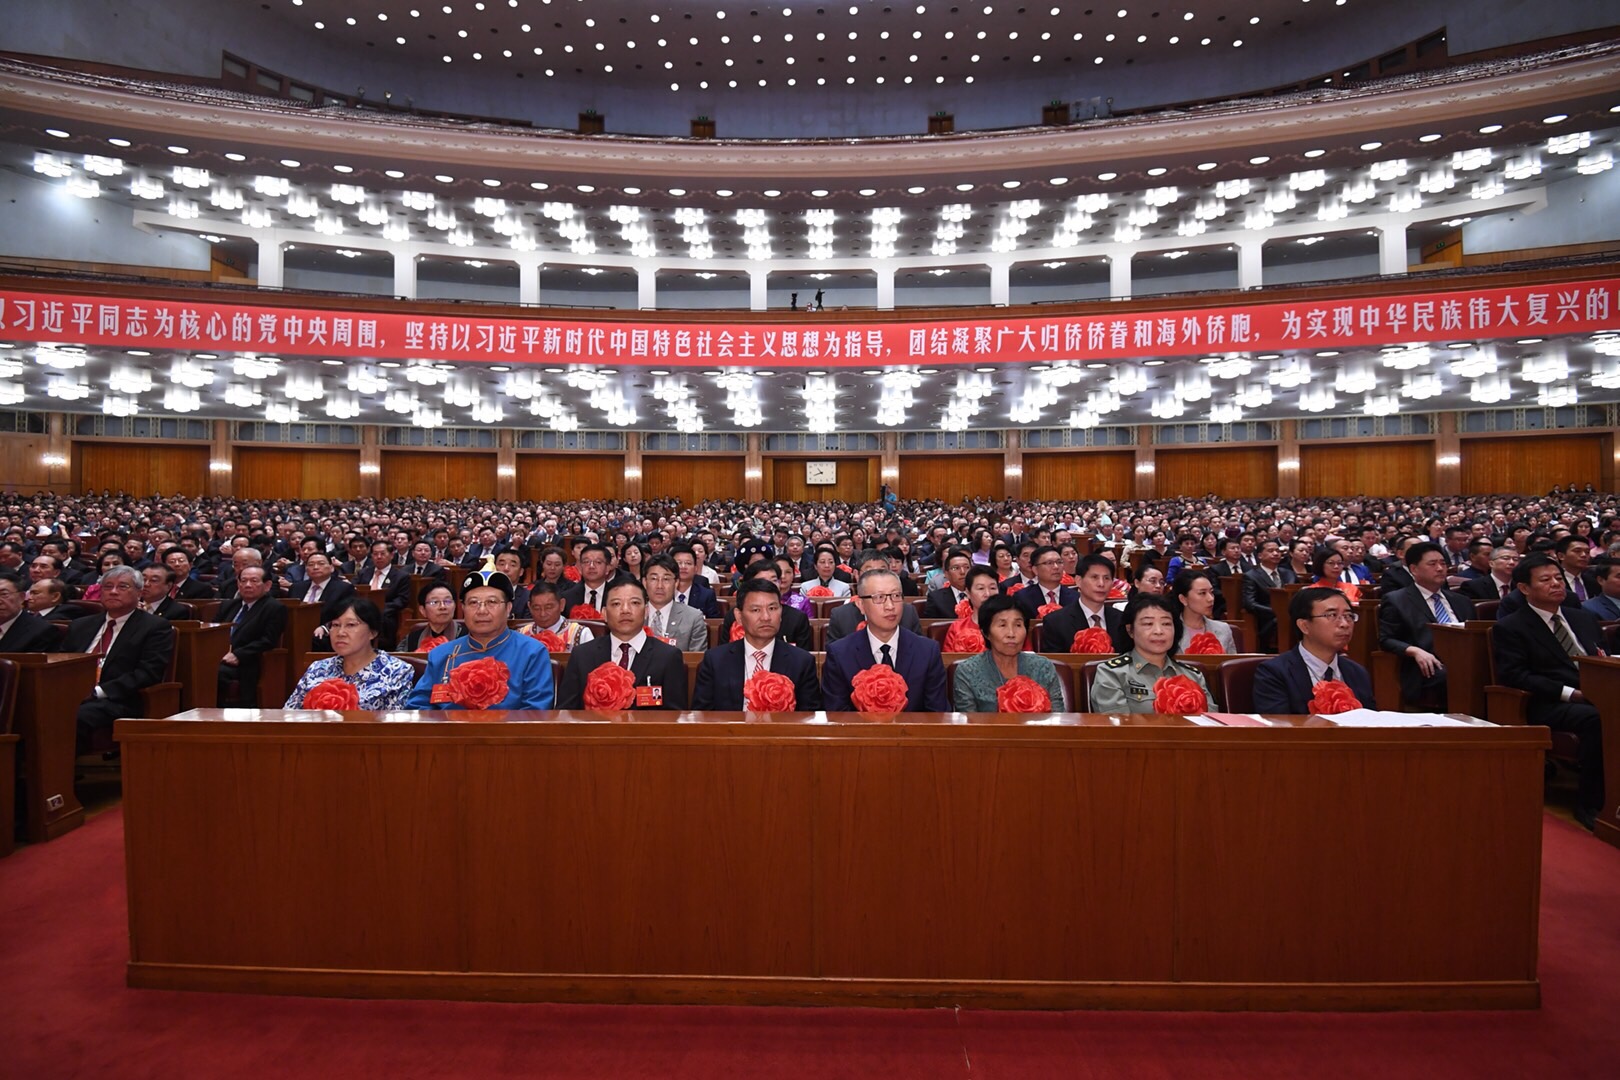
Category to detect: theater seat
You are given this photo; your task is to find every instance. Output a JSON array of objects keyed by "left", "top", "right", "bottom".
[{"left": 1217, "top": 656, "right": 1268, "bottom": 714}]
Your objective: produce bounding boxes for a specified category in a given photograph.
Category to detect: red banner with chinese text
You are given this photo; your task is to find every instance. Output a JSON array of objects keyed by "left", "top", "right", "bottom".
[{"left": 3, "top": 278, "right": 1617, "bottom": 367}]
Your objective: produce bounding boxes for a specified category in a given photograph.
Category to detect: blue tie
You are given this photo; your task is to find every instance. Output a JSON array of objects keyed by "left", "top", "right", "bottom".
[{"left": 1429, "top": 593, "right": 1453, "bottom": 625}]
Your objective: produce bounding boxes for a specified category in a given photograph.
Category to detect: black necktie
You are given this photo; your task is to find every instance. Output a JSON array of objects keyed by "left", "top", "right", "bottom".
[
  {"left": 879, "top": 643, "right": 893, "bottom": 667},
  {"left": 589, "top": 589, "right": 598, "bottom": 609},
  {"left": 1325, "top": 664, "right": 1337, "bottom": 683}
]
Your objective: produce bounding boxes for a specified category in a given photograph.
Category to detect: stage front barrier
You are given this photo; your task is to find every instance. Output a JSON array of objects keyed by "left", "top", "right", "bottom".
[
  {"left": 0, "top": 653, "right": 99, "bottom": 842},
  {"left": 118, "top": 708, "right": 1547, "bottom": 1011}
]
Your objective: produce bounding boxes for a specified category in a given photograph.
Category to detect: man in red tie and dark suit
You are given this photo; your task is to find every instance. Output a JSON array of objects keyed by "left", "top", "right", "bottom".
[
  {"left": 692, "top": 578, "right": 821, "bottom": 710},
  {"left": 59, "top": 566, "right": 175, "bottom": 752}
]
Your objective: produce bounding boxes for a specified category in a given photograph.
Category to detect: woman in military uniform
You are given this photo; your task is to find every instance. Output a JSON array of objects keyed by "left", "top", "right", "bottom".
[{"left": 1091, "top": 594, "right": 1211, "bottom": 714}]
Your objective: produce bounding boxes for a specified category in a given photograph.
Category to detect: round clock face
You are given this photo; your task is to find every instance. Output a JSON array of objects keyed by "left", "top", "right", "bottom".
[{"left": 806, "top": 461, "right": 837, "bottom": 485}]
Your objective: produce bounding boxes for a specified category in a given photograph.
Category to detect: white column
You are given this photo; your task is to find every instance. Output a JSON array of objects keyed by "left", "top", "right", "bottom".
[
  {"left": 989, "top": 262, "right": 1011, "bottom": 306},
  {"left": 256, "top": 237, "right": 284, "bottom": 289},
  {"left": 637, "top": 266, "right": 658, "bottom": 310},
  {"left": 518, "top": 259, "right": 541, "bottom": 305},
  {"left": 1109, "top": 249, "right": 1132, "bottom": 299},
  {"left": 749, "top": 269, "right": 768, "bottom": 312},
  {"left": 1237, "top": 239, "right": 1264, "bottom": 290},
  {"left": 393, "top": 251, "right": 417, "bottom": 299},
  {"left": 1379, "top": 223, "right": 1409, "bottom": 276},
  {"left": 875, "top": 266, "right": 896, "bottom": 311}
]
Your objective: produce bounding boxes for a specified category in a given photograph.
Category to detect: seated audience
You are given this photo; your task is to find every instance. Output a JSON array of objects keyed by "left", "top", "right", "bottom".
[
  {"left": 138, "top": 565, "right": 194, "bottom": 620},
  {"left": 821, "top": 567, "right": 949, "bottom": 712},
  {"left": 554, "top": 577, "right": 687, "bottom": 710},
  {"left": 60, "top": 566, "right": 175, "bottom": 752},
  {"left": 1171, "top": 569, "right": 1236, "bottom": 653},
  {"left": 285, "top": 596, "right": 415, "bottom": 710},
  {"left": 642, "top": 554, "right": 711, "bottom": 652},
  {"left": 825, "top": 549, "right": 922, "bottom": 644},
  {"left": 1582, "top": 560, "right": 1620, "bottom": 622},
  {"left": 217, "top": 565, "right": 289, "bottom": 707},
  {"left": 1377, "top": 541, "right": 1476, "bottom": 709},
  {"left": 406, "top": 571, "right": 555, "bottom": 710},
  {"left": 1090, "top": 594, "right": 1211, "bottom": 713},
  {"left": 692, "top": 578, "right": 821, "bottom": 711},
  {"left": 718, "top": 561, "right": 814, "bottom": 650},
  {"left": 1310, "top": 548, "right": 1361, "bottom": 604},
  {"left": 1253, "top": 586, "right": 1376, "bottom": 713},
  {"left": 1041, "top": 555, "right": 1125, "bottom": 655},
  {"left": 922, "top": 548, "right": 973, "bottom": 617},
  {"left": 799, "top": 546, "right": 853, "bottom": 599},
  {"left": 404, "top": 581, "right": 469, "bottom": 651},
  {"left": 0, "top": 575, "right": 61, "bottom": 651},
  {"left": 1492, "top": 554, "right": 1606, "bottom": 831},
  {"left": 951, "top": 595, "right": 1066, "bottom": 712}
]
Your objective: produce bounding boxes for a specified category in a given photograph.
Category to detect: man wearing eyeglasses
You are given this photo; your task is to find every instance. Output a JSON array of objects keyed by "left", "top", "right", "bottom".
[
  {"left": 824, "top": 550, "right": 921, "bottom": 644},
  {"left": 1012, "top": 545, "right": 1077, "bottom": 620},
  {"left": 821, "top": 567, "right": 948, "bottom": 713},
  {"left": 1252, "top": 586, "right": 1376, "bottom": 714}
]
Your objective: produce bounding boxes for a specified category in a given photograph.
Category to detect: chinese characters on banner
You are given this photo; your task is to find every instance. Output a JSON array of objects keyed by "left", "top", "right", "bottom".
[{"left": 2, "top": 279, "right": 1618, "bottom": 367}]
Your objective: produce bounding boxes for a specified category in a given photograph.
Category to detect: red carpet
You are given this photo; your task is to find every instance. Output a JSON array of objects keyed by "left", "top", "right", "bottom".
[{"left": 3, "top": 808, "right": 1618, "bottom": 1079}]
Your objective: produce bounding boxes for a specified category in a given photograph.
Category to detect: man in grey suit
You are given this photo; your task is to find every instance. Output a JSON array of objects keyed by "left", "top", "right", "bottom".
[{"left": 642, "top": 555, "right": 711, "bottom": 652}]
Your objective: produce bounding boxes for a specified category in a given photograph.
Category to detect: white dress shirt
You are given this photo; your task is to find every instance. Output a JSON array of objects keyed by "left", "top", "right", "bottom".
[
  {"left": 1529, "top": 604, "right": 1584, "bottom": 701},
  {"left": 742, "top": 638, "right": 777, "bottom": 679},
  {"left": 1415, "top": 585, "right": 1459, "bottom": 624},
  {"left": 608, "top": 629, "right": 648, "bottom": 669},
  {"left": 866, "top": 627, "right": 900, "bottom": 666}
]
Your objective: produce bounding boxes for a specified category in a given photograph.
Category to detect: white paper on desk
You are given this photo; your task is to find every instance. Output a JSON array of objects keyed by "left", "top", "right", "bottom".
[
  {"left": 1325, "top": 709, "right": 1476, "bottom": 728},
  {"left": 1185, "top": 715, "right": 1223, "bottom": 727}
]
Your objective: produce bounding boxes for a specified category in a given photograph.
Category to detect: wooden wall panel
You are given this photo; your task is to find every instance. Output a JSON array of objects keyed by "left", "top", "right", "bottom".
[
  {"left": 1299, "top": 442, "right": 1433, "bottom": 498},
  {"left": 234, "top": 447, "right": 360, "bottom": 500},
  {"left": 1155, "top": 446, "right": 1277, "bottom": 499},
  {"left": 1023, "top": 452, "right": 1135, "bottom": 501},
  {"left": 517, "top": 455, "right": 625, "bottom": 502},
  {"left": 1460, "top": 434, "right": 1607, "bottom": 495},
  {"left": 643, "top": 456, "right": 745, "bottom": 506},
  {"left": 381, "top": 451, "right": 497, "bottom": 501},
  {"left": 898, "top": 455, "right": 1006, "bottom": 502},
  {"left": 766, "top": 458, "right": 877, "bottom": 503},
  {"left": 0, "top": 434, "right": 55, "bottom": 492},
  {"left": 75, "top": 442, "right": 208, "bottom": 496}
]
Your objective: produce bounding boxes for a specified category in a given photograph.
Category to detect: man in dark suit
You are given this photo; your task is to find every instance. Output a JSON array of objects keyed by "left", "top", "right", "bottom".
[
  {"left": 670, "top": 544, "right": 721, "bottom": 618},
  {"left": 217, "top": 565, "right": 288, "bottom": 707},
  {"left": 821, "top": 567, "right": 949, "bottom": 712},
  {"left": 922, "top": 548, "right": 973, "bottom": 618},
  {"left": 1493, "top": 554, "right": 1606, "bottom": 830},
  {"left": 1241, "top": 538, "right": 1291, "bottom": 652},
  {"left": 401, "top": 540, "right": 447, "bottom": 581},
  {"left": 693, "top": 578, "right": 822, "bottom": 711},
  {"left": 138, "top": 565, "right": 194, "bottom": 621},
  {"left": 59, "top": 566, "right": 175, "bottom": 752},
  {"left": 825, "top": 551, "right": 922, "bottom": 645},
  {"left": 555, "top": 578, "right": 689, "bottom": 710},
  {"left": 1209, "top": 536, "right": 1247, "bottom": 580},
  {"left": 717, "top": 562, "right": 815, "bottom": 650},
  {"left": 25, "top": 579, "right": 94, "bottom": 622},
  {"left": 162, "top": 548, "right": 217, "bottom": 601},
  {"left": 1041, "top": 554, "right": 1125, "bottom": 655},
  {"left": 1012, "top": 545, "right": 1079, "bottom": 621},
  {"left": 1461, "top": 547, "right": 1520, "bottom": 603},
  {"left": 560, "top": 543, "right": 620, "bottom": 616},
  {"left": 0, "top": 576, "right": 61, "bottom": 652},
  {"left": 1253, "top": 586, "right": 1376, "bottom": 714},
  {"left": 1378, "top": 541, "right": 1477, "bottom": 709},
  {"left": 1554, "top": 534, "right": 1599, "bottom": 605},
  {"left": 1581, "top": 560, "right": 1620, "bottom": 623}
]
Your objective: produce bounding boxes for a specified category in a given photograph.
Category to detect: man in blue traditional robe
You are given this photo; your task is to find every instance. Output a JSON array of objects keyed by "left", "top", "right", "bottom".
[{"left": 406, "top": 570, "right": 554, "bottom": 710}]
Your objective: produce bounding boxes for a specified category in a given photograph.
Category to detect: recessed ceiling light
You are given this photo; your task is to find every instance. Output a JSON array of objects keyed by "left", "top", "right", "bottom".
[
  {"left": 167, "top": 145, "right": 189, "bottom": 154},
  {"left": 1049, "top": 176, "right": 1069, "bottom": 184},
  {"left": 956, "top": 183, "right": 973, "bottom": 191},
  {"left": 107, "top": 137, "right": 132, "bottom": 148},
  {"left": 482, "top": 178, "right": 501, "bottom": 187},
  {"left": 1303, "top": 149, "right": 1325, "bottom": 158},
  {"left": 669, "top": 187, "right": 686, "bottom": 196},
  {"left": 280, "top": 158, "right": 301, "bottom": 167},
  {"left": 529, "top": 181, "right": 548, "bottom": 190},
  {"left": 1543, "top": 114, "right": 1568, "bottom": 124},
  {"left": 1479, "top": 123, "right": 1503, "bottom": 134},
  {"left": 578, "top": 184, "right": 595, "bottom": 193},
  {"left": 386, "top": 169, "right": 405, "bottom": 179},
  {"left": 811, "top": 188, "right": 829, "bottom": 197},
  {"left": 1419, "top": 133, "right": 1443, "bottom": 143},
  {"left": 858, "top": 188, "right": 876, "bottom": 196},
  {"left": 333, "top": 164, "right": 353, "bottom": 174},
  {"left": 45, "top": 128, "right": 69, "bottom": 138},
  {"left": 715, "top": 188, "right": 733, "bottom": 196},
  {"left": 1359, "top": 141, "right": 1382, "bottom": 151},
  {"left": 1146, "top": 167, "right": 1167, "bottom": 176},
  {"left": 623, "top": 186, "right": 641, "bottom": 195},
  {"left": 1196, "top": 163, "right": 1217, "bottom": 171},
  {"left": 907, "top": 185, "right": 926, "bottom": 194},
  {"left": 1097, "top": 171, "right": 1117, "bottom": 181},
  {"left": 1249, "top": 155, "right": 1270, "bottom": 165},
  {"left": 435, "top": 174, "right": 454, "bottom": 183}
]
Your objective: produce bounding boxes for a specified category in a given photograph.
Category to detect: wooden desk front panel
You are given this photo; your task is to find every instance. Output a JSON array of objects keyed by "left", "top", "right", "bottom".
[{"left": 119, "top": 714, "right": 1549, "bottom": 1009}]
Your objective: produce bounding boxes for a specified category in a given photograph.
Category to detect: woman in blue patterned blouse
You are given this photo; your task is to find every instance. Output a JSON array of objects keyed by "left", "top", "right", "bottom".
[{"left": 286, "top": 595, "right": 416, "bottom": 710}]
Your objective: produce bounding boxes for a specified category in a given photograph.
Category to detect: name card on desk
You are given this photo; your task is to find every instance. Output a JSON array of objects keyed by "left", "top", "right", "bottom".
[{"left": 1325, "top": 709, "right": 1482, "bottom": 727}]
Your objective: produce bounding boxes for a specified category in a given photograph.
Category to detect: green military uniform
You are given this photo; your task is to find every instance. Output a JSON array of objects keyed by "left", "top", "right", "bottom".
[{"left": 1090, "top": 651, "right": 1211, "bottom": 714}]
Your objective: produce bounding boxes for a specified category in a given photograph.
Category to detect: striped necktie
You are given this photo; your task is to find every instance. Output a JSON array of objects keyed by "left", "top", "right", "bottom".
[
  {"left": 1428, "top": 592, "right": 1453, "bottom": 625},
  {"left": 1550, "top": 615, "right": 1581, "bottom": 658}
]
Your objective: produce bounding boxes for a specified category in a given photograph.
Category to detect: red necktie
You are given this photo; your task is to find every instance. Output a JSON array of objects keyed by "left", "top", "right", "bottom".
[
  {"left": 753, "top": 650, "right": 767, "bottom": 678},
  {"left": 618, "top": 642, "right": 631, "bottom": 669},
  {"left": 94, "top": 619, "right": 115, "bottom": 656},
  {"left": 1047, "top": 590, "right": 1056, "bottom": 605}
]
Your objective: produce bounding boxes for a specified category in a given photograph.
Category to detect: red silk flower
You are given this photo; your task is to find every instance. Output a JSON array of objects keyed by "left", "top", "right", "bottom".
[
  {"left": 743, "top": 670, "right": 798, "bottom": 712},
  {"left": 583, "top": 662, "right": 637, "bottom": 710},
  {"left": 1071, "top": 627, "right": 1115, "bottom": 653},
  {"left": 729, "top": 619, "right": 746, "bottom": 641},
  {"left": 571, "top": 604, "right": 603, "bottom": 621},
  {"left": 1036, "top": 602, "right": 1061, "bottom": 618},
  {"left": 416, "top": 633, "right": 448, "bottom": 653},
  {"left": 1060, "top": 573, "right": 1076, "bottom": 586},
  {"left": 836, "top": 563, "right": 855, "bottom": 576},
  {"left": 1153, "top": 674, "right": 1208, "bottom": 714},
  {"left": 448, "top": 657, "right": 511, "bottom": 710},
  {"left": 302, "top": 677, "right": 359, "bottom": 710},
  {"left": 1182, "top": 631, "right": 1225, "bottom": 655},
  {"left": 850, "top": 664, "right": 910, "bottom": 713},
  {"left": 563, "top": 565, "right": 582, "bottom": 582},
  {"left": 954, "top": 598, "right": 973, "bottom": 619},
  {"left": 1310, "top": 679, "right": 1363, "bottom": 715},
  {"left": 1006, "top": 582, "right": 1025, "bottom": 595},
  {"left": 529, "top": 627, "right": 567, "bottom": 652},
  {"left": 996, "top": 675, "right": 1051, "bottom": 713},
  {"left": 942, "top": 617, "right": 985, "bottom": 653},
  {"left": 805, "top": 585, "right": 834, "bottom": 598}
]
